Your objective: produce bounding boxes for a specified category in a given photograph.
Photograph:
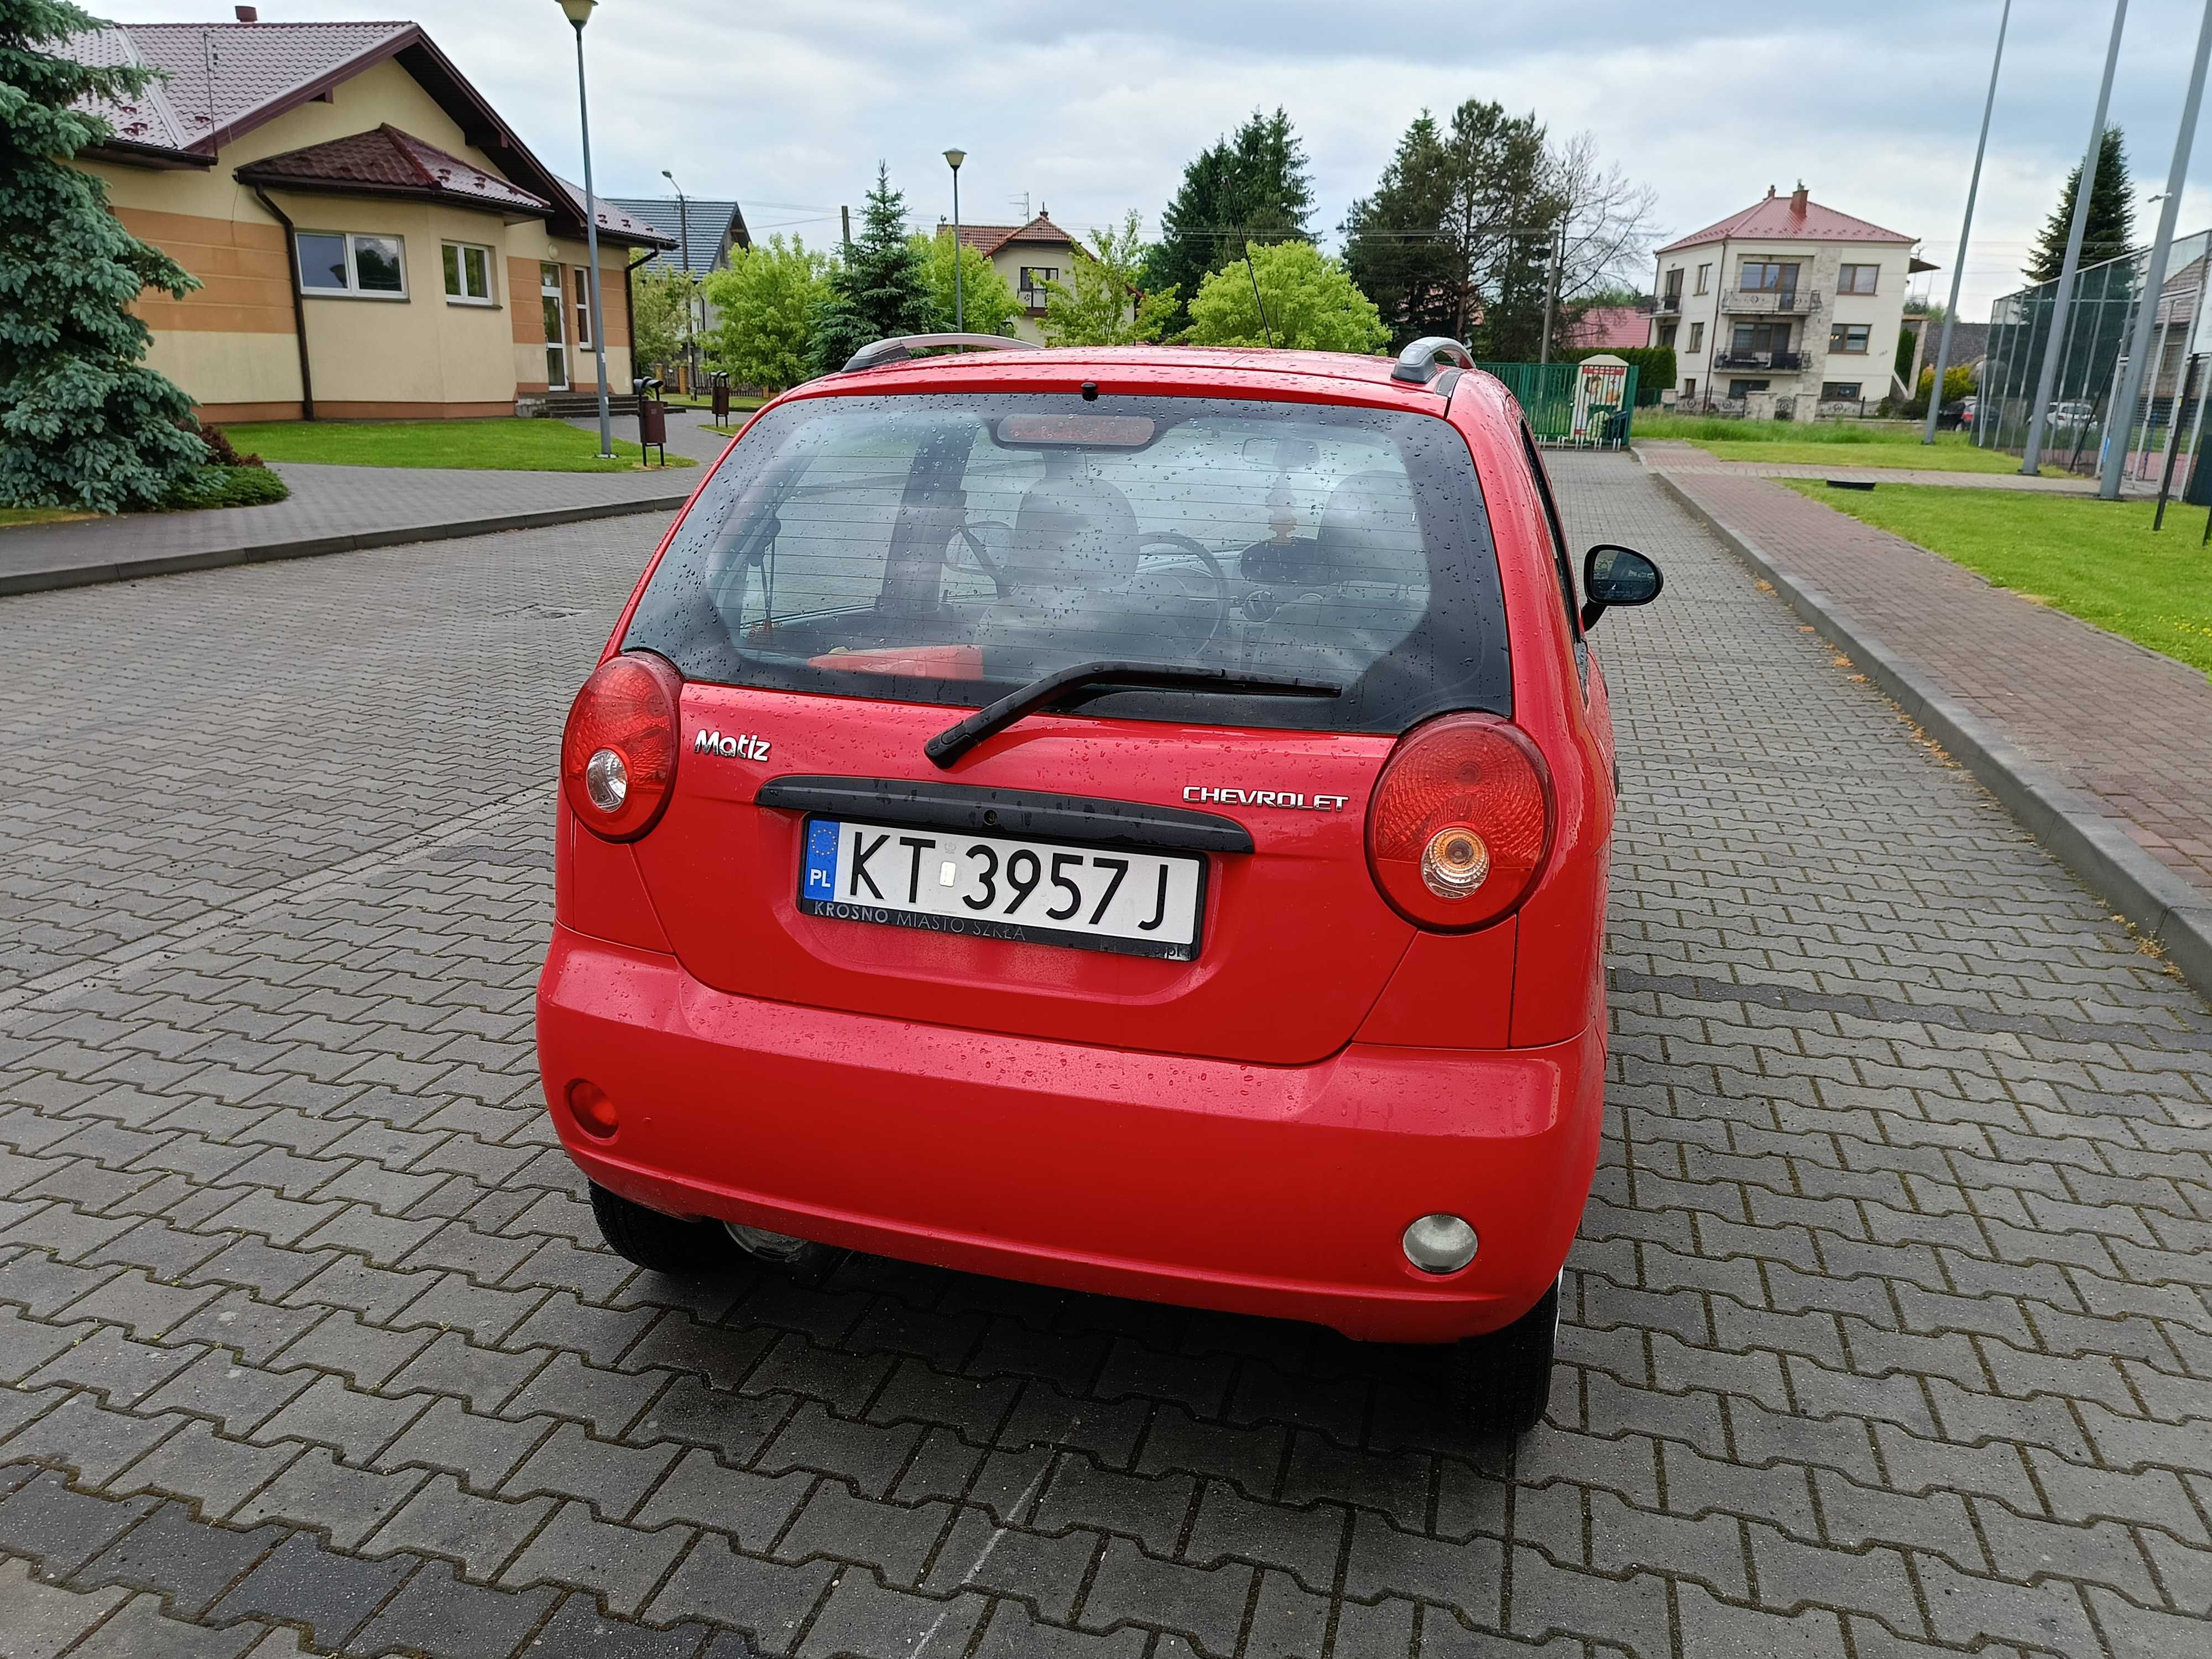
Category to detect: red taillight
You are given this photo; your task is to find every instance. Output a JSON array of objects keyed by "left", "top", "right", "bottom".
[
  {"left": 1365, "top": 713, "right": 1554, "bottom": 931},
  {"left": 561, "top": 652, "right": 682, "bottom": 842}
]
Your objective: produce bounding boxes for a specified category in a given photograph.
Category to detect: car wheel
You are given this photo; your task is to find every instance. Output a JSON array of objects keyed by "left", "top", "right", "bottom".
[
  {"left": 588, "top": 1182, "right": 732, "bottom": 1275},
  {"left": 1448, "top": 1276, "right": 1560, "bottom": 1437}
]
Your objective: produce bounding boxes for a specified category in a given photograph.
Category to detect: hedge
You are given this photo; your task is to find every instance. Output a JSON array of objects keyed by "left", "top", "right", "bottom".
[{"left": 1560, "top": 344, "right": 1674, "bottom": 404}]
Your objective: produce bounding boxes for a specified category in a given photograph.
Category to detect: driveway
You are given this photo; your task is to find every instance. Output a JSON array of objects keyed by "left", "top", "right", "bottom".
[{"left": 0, "top": 456, "right": 2204, "bottom": 1657}]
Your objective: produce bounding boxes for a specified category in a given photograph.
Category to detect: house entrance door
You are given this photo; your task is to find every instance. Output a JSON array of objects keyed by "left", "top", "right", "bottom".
[{"left": 541, "top": 263, "right": 569, "bottom": 391}]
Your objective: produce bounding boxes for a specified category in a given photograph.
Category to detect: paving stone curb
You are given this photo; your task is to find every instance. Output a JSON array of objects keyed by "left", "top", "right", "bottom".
[
  {"left": 0, "top": 493, "right": 692, "bottom": 600},
  {"left": 1650, "top": 467, "right": 2212, "bottom": 1004}
]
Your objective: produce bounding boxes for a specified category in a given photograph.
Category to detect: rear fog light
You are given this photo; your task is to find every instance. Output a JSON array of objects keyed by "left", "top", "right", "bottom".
[{"left": 566, "top": 1079, "right": 618, "bottom": 1138}]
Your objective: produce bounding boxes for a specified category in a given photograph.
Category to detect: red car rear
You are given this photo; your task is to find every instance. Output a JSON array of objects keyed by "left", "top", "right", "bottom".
[{"left": 537, "top": 336, "right": 1661, "bottom": 1434}]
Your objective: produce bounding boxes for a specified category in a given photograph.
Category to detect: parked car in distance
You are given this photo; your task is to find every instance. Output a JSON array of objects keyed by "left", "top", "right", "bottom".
[
  {"left": 536, "top": 333, "right": 1663, "bottom": 1436},
  {"left": 2047, "top": 398, "right": 2096, "bottom": 431}
]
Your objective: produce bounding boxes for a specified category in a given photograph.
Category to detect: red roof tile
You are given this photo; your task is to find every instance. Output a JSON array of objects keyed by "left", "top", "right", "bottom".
[
  {"left": 1564, "top": 305, "right": 1650, "bottom": 351},
  {"left": 937, "top": 211, "right": 1080, "bottom": 258},
  {"left": 236, "top": 123, "right": 550, "bottom": 216},
  {"left": 1657, "top": 190, "right": 1913, "bottom": 255}
]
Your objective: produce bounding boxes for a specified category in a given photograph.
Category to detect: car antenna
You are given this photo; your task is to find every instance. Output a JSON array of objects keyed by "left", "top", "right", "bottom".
[{"left": 1244, "top": 242, "right": 1275, "bottom": 348}]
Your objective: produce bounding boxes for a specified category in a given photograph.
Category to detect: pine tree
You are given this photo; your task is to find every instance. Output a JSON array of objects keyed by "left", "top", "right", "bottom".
[
  {"left": 2026, "top": 126, "right": 2135, "bottom": 284},
  {"left": 806, "top": 164, "right": 936, "bottom": 376},
  {"left": 1149, "top": 108, "right": 1314, "bottom": 332},
  {"left": 1, "top": 0, "right": 207, "bottom": 512}
]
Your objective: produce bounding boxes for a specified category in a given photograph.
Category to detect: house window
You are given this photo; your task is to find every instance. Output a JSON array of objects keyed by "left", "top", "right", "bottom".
[
  {"left": 1018, "top": 265, "right": 1057, "bottom": 308},
  {"left": 1683, "top": 377, "right": 1697, "bottom": 398},
  {"left": 1657, "top": 322, "right": 1678, "bottom": 348},
  {"left": 1738, "top": 260, "right": 1799, "bottom": 293},
  {"left": 1829, "top": 323, "right": 1871, "bottom": 353},
  {"left": 1728, "top": 379, "right": 1771, "bottom": 398},
  {"left": 1695, "top": 262, "right": 1712, "bottom": 294},
  {"left": 296, "top": 231, "right": 406, "bottom": 298},
  {"left": 1662, "top": 267, "right": 1682, "bottom": 300},
  {"left": 1838, "top": 264, "right": 1879, "bottom": 295},
  {"left": 1823, "top": 381, "right": 1864, "bottom": 400},
  {"left": 442, "top": 242, "right": 494, "bottom": 305},
  {"left": 541, "top": 263, "right": 568, "bottom": 391},
  {"left": 573, "top": 268, "right": 593, "bottom": 349},
  {"left": 1731, "top": 322, "right": 1790, "bottom": 355},
  {"left": 1687, "top": 321, "right": 1704, "bottom": 353}
]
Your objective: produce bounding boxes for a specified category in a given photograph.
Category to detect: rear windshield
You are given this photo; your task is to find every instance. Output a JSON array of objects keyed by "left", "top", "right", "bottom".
[{"left": 623, "top": 390, "right": 1509, "bottom": 733}]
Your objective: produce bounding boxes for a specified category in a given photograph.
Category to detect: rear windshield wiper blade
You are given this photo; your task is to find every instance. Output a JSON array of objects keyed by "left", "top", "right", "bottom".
[{"left": 925, "top": 659, "right": 1340, "bottom": 770}]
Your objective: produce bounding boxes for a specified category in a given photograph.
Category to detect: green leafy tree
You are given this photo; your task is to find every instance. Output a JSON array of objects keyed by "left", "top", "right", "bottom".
[
  {"left": 1342, "top": 100, "right": 1557, "bottom": 354},
  {"left": 1, "top": 0, "right": 206, "bottom": 512},
  {"left": 1042, "top": 212, "right": 1178, "bottom": 346},
  {"left": 912, "top": 229, "right": 1021, "bottom": 337},
  {"left": 1917, "top": 362, "right": 1976, "bottom": 404},
  {"left": 1185, "top": 241, "right": 1387, "bottom": 354},
  {"left": 2026, "top": 126, "right": 2135, "bottom": 284},
  {"left": 806, "top": 164, "right": 935, "bottom": 376},
  {"left": 1150, "top": 108, "right": 1314, "bottom": 331},
  {"left": 630, "top": 263, "right": 695, "bottom": 372},
  {"left": 702, "top": 234, "right": 830, "bottom": 393}
]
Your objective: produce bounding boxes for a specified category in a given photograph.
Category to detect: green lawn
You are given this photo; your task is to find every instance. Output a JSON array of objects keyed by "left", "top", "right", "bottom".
[
  {"left": 222, "top": 419, "right": 694, "bottom": 472},
  {"left": 1781, "top": 481, "right": 2212, "bottom": 678},
  {"left": 1633, "top": 414, "right": 2050, "bottom": 475},
  {"left": 0, "top": 506, "right": 97, "bottom": 529}
]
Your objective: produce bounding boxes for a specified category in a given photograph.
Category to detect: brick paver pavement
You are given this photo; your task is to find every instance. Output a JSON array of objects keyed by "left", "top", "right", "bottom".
[
  {"left": 0, "top": 457, "right": 2206, "bottom": 1657},
  {"left": 1648, "top": 458, "right": 2212, "bottom": 905},
  {"left": 0, "top": 446, "right": 696, "bottom": 591}
]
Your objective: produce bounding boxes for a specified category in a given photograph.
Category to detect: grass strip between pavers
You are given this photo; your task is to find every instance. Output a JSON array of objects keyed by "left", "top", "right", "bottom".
[
  {"left": 1780, "top": 479, "right": 2212, "bottom": 679},
  {"left": 221, "top": 419, "right": 696, "bottom": 473}
]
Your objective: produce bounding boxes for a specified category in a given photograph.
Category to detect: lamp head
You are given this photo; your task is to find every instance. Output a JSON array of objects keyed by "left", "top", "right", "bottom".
[
  {"left": 943, "top": 148, "right": 967, "bottom": 171},
  {"left": 559, "top": 0, "right": 596, "bottom": 29}
]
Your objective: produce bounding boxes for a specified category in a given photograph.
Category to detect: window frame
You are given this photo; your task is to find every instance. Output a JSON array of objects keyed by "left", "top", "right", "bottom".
[
  {"left": 1695, "top": 262, "right": 1712, "bottom": 295},
  {"left": 1837, "top": 263, "right": 1879, "bottom": 295},
  {"left": 1828, "top": 323, "right": 1871, "bottom": 354},
  {"left": 1017, "top": 265, "right": 1059, "bottom": 309},
  {"left": 298, "top": 231, "right": 409, "bottom": 300},
  {"left": 1822, "top": 381, "right": 1864, "bottom": 400},
  {"left": 573, "top": 266, "right": 594, "bottom": 349},
  {"left": 1687, "top": 321, "right": 1704, "bottom": 353},
  {"left": 1738, "top": 260, "right": 1799, "bottom": 293},
  {"left": 442, "top": 241, "right": 496, "bottom": 306}
]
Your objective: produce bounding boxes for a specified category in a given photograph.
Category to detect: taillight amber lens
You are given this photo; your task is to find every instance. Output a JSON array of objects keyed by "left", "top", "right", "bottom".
[
  {"left": 561, "top": 652, "right": 682, "bottom": 842},
  {"left": 1366, "top": 713, "right": 1554, "bottom": 930}
]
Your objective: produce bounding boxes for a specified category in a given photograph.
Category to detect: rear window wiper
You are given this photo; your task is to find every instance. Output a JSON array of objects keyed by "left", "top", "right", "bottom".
[{"left": 925, "top": 659, "right": 1340, "bottom": 769}]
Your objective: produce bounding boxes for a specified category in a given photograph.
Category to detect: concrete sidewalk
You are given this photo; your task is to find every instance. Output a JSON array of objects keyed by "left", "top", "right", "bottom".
[
  {"left": 0, "top": 432, "right": 710, "bottom": 598},
  {"left": 1646, "top": 450, "right": 2212, "bottom": 996}
]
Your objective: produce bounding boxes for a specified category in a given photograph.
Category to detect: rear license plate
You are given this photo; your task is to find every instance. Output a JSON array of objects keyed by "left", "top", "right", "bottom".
[{"left": 797, "top": 817, "right": 1206, "bottom": 961}]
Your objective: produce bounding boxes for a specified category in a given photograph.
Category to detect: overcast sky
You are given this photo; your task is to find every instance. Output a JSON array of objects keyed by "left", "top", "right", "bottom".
[{"left": 89, "top": 0, "right": 2212, "bottom": 317}]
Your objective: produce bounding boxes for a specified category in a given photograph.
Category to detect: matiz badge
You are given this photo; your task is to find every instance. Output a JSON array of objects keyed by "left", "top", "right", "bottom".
[{"left": 694, "top": 728, "right": 771, "bottom": 761}]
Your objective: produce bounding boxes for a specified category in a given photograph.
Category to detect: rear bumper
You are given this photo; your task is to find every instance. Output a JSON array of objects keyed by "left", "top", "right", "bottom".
[{"left": 536, "top": 926, "right": 1603, "bottom": 1343}]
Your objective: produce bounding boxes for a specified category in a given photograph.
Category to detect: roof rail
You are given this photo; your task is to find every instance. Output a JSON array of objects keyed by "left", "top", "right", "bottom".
[
  {"left": 1390, "top": 337, "right": 1476, "bottom": 384},
  {"left": 842, "top": 333, "right": 1039, "bottom": 374}
]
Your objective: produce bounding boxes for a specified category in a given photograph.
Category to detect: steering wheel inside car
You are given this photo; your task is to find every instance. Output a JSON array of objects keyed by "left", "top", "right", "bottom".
[{"left": 1134, "top": 531, "right": 1232, "bottom": 655}]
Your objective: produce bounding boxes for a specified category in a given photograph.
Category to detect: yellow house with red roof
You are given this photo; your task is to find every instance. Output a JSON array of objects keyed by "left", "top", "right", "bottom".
[{"left": 62, "top": 16, "right": 674, "bottom": 421}]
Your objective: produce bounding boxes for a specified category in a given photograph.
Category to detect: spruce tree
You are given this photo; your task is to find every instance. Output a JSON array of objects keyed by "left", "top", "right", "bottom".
[
  {"left": 2025, "top": 126, "right": 2135, "bottom": 284},
  {"left": 806, "top": 164, "right": 936, "bottom": 377},
  {"left": 1149, "top": 108, "right": 1314, "bottom": 332},
  {"left": 1, "top": 0, "right": 206, "bottom": 512}
]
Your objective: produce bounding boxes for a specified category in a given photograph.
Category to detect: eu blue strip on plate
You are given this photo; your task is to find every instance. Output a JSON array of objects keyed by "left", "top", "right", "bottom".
[{"left": 802, "top": 820, "right": 842, "bottom": 901}]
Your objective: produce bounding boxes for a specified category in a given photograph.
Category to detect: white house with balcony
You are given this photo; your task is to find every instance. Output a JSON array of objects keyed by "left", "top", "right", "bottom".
[{"left": 1648, "top": 185, "right": 1928, "bottom": 414}]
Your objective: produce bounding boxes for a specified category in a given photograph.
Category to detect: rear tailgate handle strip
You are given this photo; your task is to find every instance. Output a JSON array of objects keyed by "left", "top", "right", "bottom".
[{"left": 755, "top": 776, "right": 1254, "bottom": 854}]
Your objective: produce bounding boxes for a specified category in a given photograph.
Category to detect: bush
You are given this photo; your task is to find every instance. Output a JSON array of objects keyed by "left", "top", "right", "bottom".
[
  {"left": 194, "top": 422, "right": 265, "bottom": 468},
  {"left": 1917, "top": 363, "right": 1976, "bottom": 406},
  {"left": 163, "top": 463, "right": 289, "bottom": 510}
]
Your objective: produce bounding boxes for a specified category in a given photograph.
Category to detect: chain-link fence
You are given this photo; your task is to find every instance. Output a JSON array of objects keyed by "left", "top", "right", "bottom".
[{"left": 1979, "top": 231, "right": 2211, "bottom": 481}]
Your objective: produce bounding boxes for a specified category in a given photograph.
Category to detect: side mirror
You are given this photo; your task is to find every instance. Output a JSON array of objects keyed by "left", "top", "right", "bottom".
[{"left": 1581, "top": 544, "right": 1663, "bottom": 631}]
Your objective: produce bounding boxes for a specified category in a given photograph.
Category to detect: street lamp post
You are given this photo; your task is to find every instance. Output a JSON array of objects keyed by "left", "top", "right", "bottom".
[
  {"left": 1924, "top": 0, "right": 2011, "bottom": 446},
  {"left": 943, "top": 149, "right": 966, "bottom": 331},
  {"left": 558, "top": 0, "right": 613, "bottom": 459},
  {"left": 662, "top": 168, "right": 701, "bottom": 388}
]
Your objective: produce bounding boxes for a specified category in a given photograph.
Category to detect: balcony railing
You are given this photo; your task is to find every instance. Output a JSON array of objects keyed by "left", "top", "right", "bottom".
[
  {"left": 1713, "top": 350, "right": 1806, "bottom": 371},
  {"left": 1723, "top": 288, "right": 1822, "bottom": 316}
]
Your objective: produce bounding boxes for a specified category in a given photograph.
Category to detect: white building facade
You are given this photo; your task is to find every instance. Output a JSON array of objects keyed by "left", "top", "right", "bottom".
[{"left": 1650, "top": 186, "right": 1925, "bottom": 415}]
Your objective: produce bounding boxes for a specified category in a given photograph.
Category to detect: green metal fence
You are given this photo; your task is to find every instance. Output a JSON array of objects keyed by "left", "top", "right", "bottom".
[{"left": 1475, "top": 361, "right": 1639, "bottom": 447}]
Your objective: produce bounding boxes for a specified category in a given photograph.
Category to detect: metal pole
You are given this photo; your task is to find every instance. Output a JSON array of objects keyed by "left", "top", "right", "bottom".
[
  {"left": 951, "top": 165, "right": 963, "bottom": 331},
  {"left": 663, "top": 171, "right": 693, "bottom": 388},
  {"left": 571, "top": 20, "right": 612, "bottom": 458},
  {"left": 2022, "top": 0, "right": 2128, "bottom": 475},
  {"left": 2156, "top": 352, "right": 2199, "bottom": 526},
  {"left": 2103, "top": 0, "right": 2212, "bottom": 498},
  {"left": 1540, "top": 221, "right": 1562, "bottom": 366},
  {"left": 1926, "top": 0, "right": 2011, "bottom": 443},
  {"left": 2139, "top": 285, "right": 2179, "bottom": 478}
]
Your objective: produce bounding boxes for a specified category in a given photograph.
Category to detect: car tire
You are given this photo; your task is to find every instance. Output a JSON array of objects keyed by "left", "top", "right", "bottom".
[
  {"left": 1448, "top": 1276, "right": 1560, "bottom": 1437},
  {"left": 588, "top": 1182, "right": 732, "bottom": 1275}
]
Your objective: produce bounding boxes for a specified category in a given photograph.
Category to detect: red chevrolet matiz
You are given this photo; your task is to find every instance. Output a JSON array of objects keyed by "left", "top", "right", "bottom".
[{"left": 538, "top": 335, "right": 1661, "bottom": 1434}]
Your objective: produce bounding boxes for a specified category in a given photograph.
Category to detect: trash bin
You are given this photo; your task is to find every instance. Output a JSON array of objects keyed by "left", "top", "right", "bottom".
[
  {"left": 711, "top": 371, "right": 730, "bottom": 426},
  {"left": 633, "top": 377, "right": 666, "bottom": 466}
]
